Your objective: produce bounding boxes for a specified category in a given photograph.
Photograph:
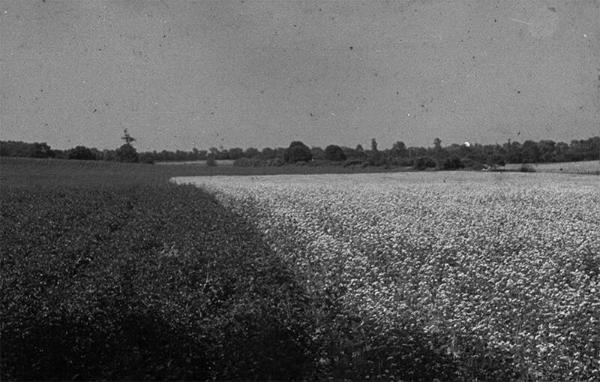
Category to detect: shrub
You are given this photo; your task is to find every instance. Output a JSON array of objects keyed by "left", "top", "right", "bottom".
[
  {"left": 519, "top": 163, "right": 536, "bottom": 172},
  {"left": 462, "top": 158, "right": 486, "bottom": 170},
  {"left": 206, "top": 155, "right": 217, "bottom": 166},
  {"left": 414, "top": 156, "right": 436, "bottom": 170},
  {"left": 368, "top": 151, "right": 386, "bottom": 166},
  {"left": 138, "top": 152, "right": 155, "bottom": 164},
  {"left": 343, "top": 159, "right": 366, "bottom": 167},
  {"left": 233, "top": 157, "right": 263, "bottom": 167},
  {"left": 442, "top": 156, "right": 465, "bottom": 170},
  {"left": 267, "top": 158, "right": 285, "bottom": 167}
]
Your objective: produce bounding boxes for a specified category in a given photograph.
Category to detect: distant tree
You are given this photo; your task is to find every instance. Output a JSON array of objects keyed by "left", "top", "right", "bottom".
[
  {"left": 283, "top": 141, "right": 312, "bottom": 163},
  {"left": 310, "top": 146, "right": 326, "bottom": 160},
  {"left": 138, "top": 152, "right": 155, "bottom": 164},
  {"left": 356, "top": 144, "right": 364, "bottom": 152},
  {"left": 244, "top": 147, "right": 260, "bottom": 158},
  {"left": 368, "top": 150, "right": 386, "bottom": 166},
  {"left": 102, "top": 149, "right": 116, "bottom": 161},
  {"left": 275, "top": 147, "right": 287, "bottom": 159},
  {"left": 371, "top": 138, "right": 378, "bottom": 152},
  {"left": 32, "top": 142, "right": 54, "bottom": 158},
  {"left": 0, "top": 141, "right": 53, "bottom": 158},
  {"left": 115, "top": 144, "right": 139, "bottom": 162},
  {"left": 261, "top": 147, "right": 276, "bottom": 159},
  {"left": 324, "top": 145, "right": 346, "bottom": 161},
  {"left": 414, "top": 156, "right": 437, "bottom": 170},
  {"left": 432, "top": 137, "right": 446, "bottom": 159},
  {"left": 537, "top": 140, "right": 556, "bottom": 162},
  {"left": 116, "top": 129, "right": 139, "bottom": 162},
  {"left": 390, "top": 141, "right": 408, "bottom": 158},
  {"left": 228, "top": 147, "right": 244, "bottom": 160},
  {"left": 52, "top": 149, "right": 68, "bottom": 159},
  {"left": 342, "top": 146, "right": 366, "bottom": 160},
  {"left": 68, "top": 145, "right": 95, "bottom": 160},
  {"left": 504, "top": 140, "right": 523, "bottom": 163},
  {"left": 408, "top": 146, "right": 427, "bottom": 159},
  {"left": 554, "top": 142, "right": 569, "bottom": 162},
  {"left": 573, "top": 136, "right": 600, "bottom": 160},
  {"left": 191, "top": 148, "right": 207, "bottom": 161},
  {"left": 522, "top": 140, "right": 540, "bottom": 163},
  {"left": 442, "top": 156, "right": 464, "bottom": 170}
]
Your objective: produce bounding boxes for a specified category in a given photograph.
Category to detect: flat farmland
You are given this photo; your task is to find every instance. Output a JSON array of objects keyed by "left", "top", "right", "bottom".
[
  {"left": 2, "top": 157, "right": 599, "bottom": 381},
  {"left": 175, "top": 172, "right": 600, "bottom": 381},
  {"left": 499, "top": 160, "right": 600, "bottom": 174}
]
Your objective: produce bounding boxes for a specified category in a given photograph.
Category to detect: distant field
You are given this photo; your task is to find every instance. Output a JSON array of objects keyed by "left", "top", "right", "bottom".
[
  {"left": 499, "top": 160, "right": 600, "bottom": 174},
  {"left": 0, "top": 157, "right": 409, "bottom": 188},
  {"left": 176, "top": 172, "right": 600, "bottom": 381},
  {"left": 155, "top": 159, "right": 235, "bottom": 166}
]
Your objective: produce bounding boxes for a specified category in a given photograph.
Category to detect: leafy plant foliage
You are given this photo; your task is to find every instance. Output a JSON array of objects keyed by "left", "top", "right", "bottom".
[{"left": 1, "top": 183, "right": 312, "bottom": 380}]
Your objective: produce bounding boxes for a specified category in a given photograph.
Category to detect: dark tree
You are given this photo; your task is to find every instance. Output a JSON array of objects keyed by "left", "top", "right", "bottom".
[
  {"left": 390, "top": 141, "right": 408, "bottom": 158},
  {"left": 68, "top": 145, "right": 95, "bottom": 160},
  {"left": 191, "top": 148, "right": 208, "bottom": 160},
  {"left": 283, "top": 141, "right": 312, "bottom": 163},
  {"left": 244, "top": 147, "right": 260, "bottom": 158},
  {"left": 0, "top": 141, "right": 53, "bottom": 158},
  {"left": 311, "top": 146, "right": 326, "bottom": 160},
  {"left": 228, "top": 147, "right": 244, "bottom": 160},
  {"left": 261, "top": 147, "right": 276, "bottom": 159},
  {"left": 522, "top": 140, "right": 540, "bottom": 163},
  {"left": 324, "top": 145, "right": 346, "bottom": 161},
  {"left": 342, "top": 146, "right": 367, "bottom": 160},
  {"left": 414, "top": 156, "right": 437, "bottom": 170},
  {"left": 442, "top": 156, "right": 464, "bottom": 170},
  {"left": 115, "top": 144, "right": 139, "bottom": 162},
  {"left": 116, "top": 129, "right": 139, "bottom": 162},
  {"left": 371, "top": 138, "right": 378, "bottom": 152}
]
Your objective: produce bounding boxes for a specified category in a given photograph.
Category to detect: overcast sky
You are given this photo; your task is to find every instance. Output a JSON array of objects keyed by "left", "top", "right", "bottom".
[{"left": 1, "top": 0, "right": 599, "bottom": 151}]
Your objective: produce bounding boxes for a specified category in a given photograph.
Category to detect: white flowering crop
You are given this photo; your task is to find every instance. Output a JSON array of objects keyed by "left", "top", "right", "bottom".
[{"left": 174, "top": 172, "right": 600, "bottom": 380}]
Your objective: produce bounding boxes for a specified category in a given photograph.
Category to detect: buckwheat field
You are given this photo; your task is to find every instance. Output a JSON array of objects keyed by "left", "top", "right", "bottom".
[{"left": 175, "top": 172, "right": 600, "bottom": 381}]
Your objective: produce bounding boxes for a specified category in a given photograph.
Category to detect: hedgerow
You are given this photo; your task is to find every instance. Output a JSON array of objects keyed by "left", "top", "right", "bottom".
[{"left": 1, "top": 184, "right": 312, "bottom": 381}]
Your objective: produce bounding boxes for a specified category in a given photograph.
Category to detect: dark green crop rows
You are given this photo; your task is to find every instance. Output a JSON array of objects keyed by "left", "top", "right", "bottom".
[{"left": 1, "top": 183, "right": 313, "bottom": 380}]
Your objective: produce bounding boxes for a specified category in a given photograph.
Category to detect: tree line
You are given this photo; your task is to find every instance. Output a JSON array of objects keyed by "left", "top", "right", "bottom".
[{"left": 1, "top": 133, "right": 599, "bottom": 170}]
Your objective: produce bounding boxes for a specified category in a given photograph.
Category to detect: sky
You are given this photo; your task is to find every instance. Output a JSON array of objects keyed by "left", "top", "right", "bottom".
[{"left": 1, "top": 0, "right": 599, "bottom": 151}]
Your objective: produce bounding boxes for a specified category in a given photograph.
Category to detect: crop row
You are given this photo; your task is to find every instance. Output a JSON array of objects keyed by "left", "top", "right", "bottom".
[{"left": 0, "top": 184, "right": 312, "bottom": 381}]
